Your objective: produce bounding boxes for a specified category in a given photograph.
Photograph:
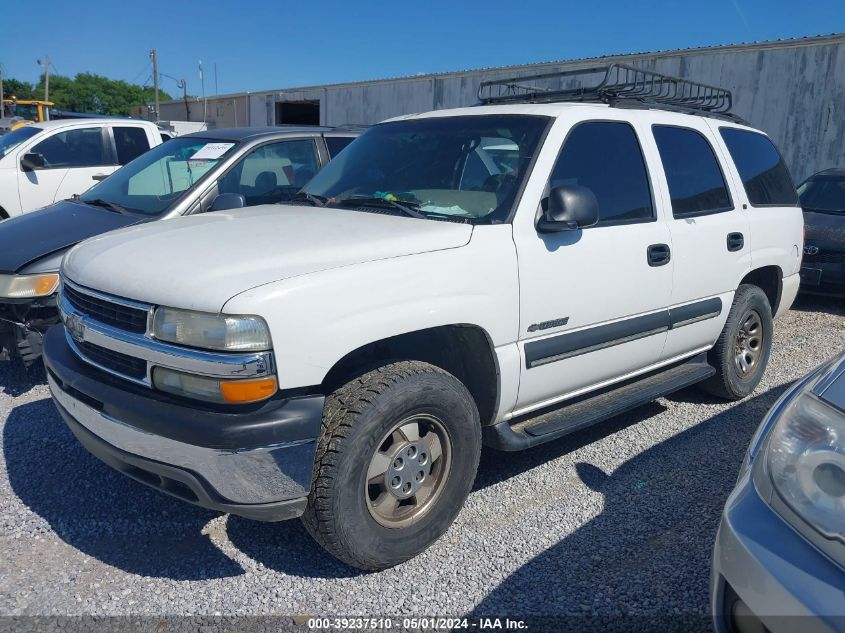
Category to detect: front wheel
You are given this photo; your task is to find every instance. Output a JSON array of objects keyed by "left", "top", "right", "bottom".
[
  {"left": 700, "top": 284, "right": 773, "bottom": 400},
  {"left": 301, "top": 361, "right": 481, "bottom": 570}
]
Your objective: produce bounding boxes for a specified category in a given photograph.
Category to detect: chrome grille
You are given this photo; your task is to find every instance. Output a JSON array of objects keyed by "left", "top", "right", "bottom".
[
  {"left": 76, "top": 340, "right": 147, "bottom": 380},
  {"left": 63, "top": 283, "right": 149, "bottom": 333}
]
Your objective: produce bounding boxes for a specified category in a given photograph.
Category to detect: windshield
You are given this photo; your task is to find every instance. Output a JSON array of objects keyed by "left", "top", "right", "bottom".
[
  {"left": 302, "top": 115, "right": 549, "bottom": 223},
  {"left": 9, "top": 104, "right": 39, "bottom": 121},
  {"left": 0, "top": 126, "right": 40, "bottom": 158},
  {"left": 81, "top": 137, "right": 240, "bottom": 216},
  {"left": 798, "top": 177, "right": 845, "bottom": 214}
]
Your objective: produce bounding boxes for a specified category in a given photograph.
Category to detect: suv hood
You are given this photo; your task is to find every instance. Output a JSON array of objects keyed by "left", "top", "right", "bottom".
[
  {"left": 63, "top": 205, "right": 473, "bottom": 312},
  {"left": 0, "top": 200, "right": 148, "bottom": 274},
  {"left": 803, "top": 209, "right": 845, "bottom": 249}
]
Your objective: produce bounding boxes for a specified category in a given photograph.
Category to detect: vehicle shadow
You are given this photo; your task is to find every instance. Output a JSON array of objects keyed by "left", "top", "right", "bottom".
[
  {"left": 0, "top": 358, "right": 47, "bottom": 397},
  {"left": 465, "top": 384, "right": 791, "bottom": 631},
  {"left": 3, "top": 398, "right": 244, "bottom": 580},
  {"left": 224, "top": 403, "right": 669, "bottom": 579},
  {"left": 790, "top": 294, "right": 845, "bottom": 316}
]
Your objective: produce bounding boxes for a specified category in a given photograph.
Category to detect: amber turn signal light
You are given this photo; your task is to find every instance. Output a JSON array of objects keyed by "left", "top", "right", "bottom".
[{"left": 220, "top": 376, "right": 278, "bottom": 403}]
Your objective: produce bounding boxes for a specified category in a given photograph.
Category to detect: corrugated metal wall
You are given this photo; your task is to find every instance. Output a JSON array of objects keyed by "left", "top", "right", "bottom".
[{"left": 163, "top": 36, "right": 845, "bottom": 182}]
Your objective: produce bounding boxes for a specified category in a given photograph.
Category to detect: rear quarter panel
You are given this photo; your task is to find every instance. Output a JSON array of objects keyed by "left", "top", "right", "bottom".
[{"left": 705, "top": 120, "right": 804, "bottom": 306}]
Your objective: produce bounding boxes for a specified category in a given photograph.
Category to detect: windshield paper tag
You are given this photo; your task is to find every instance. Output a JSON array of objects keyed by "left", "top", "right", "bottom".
[{"left": 191, "top": 142, "right": 234, "bottom": 160}]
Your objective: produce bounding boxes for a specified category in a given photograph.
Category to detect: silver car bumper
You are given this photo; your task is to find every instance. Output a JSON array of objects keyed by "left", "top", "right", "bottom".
[{"left": 711, "top": 471, "right": 845, "bottom": 633}]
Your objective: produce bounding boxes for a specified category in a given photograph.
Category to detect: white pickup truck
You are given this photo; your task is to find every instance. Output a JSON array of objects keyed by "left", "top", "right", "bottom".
[
  {"left": 43, "top": 66, "right": 803, "bottom": 570},
  {"left": 0, "top": 118, "right": 162, "bottom": 219}
]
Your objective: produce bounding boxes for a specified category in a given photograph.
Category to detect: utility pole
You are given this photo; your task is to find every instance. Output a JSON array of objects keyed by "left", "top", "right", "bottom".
[
  {"left": 199, "top": 60, "right": 206, "bottom": 123},
  {"left": 0, "top": 66, "right": 4, "bottom": 111},
  {"left": 37, "top": 56, "right": 51, "bottom": 101},
  {"left": 149, "top": 49, "right": 159, "bottom": 122}
]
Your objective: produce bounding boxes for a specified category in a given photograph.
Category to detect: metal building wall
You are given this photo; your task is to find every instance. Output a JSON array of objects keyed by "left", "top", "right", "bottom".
[
  {"left": 160, "top": 35, "right": 844, "bottom": 182},
  {"left": 297, "top": 35, "right": 842, "bottom": 181}
]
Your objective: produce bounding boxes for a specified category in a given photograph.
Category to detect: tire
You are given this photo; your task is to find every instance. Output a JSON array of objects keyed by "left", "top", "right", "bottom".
[
  {"left": 700, "top": 284, "right": 773, "bottom": 400},
  {"left": 301, "top": 360, "right": 481, "bottom": 571}
]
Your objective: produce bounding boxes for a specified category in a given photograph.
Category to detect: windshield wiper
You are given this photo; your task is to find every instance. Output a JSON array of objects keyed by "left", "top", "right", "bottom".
[
  {"left": 82, "top": 198, "right": 128, "bottom": 214},
  {"left": 337, "top": 196, "right": 426, "bottom": 219},
  {"left": 288, "top": 191, "right": 328, "bottom": 207}
]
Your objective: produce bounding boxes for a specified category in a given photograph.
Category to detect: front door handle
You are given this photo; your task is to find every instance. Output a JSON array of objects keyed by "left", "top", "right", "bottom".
[
  {"left": 647, "top": 243, "right": 671, "bottom": 267},
  {"left": 92, "top": 174, "right": 108, "bottom": 181},
  {"left": 727, "top": 232, "right": 744, "bottom": 252}
]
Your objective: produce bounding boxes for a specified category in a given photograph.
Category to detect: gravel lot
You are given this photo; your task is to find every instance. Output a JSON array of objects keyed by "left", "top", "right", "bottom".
[{"left": 0, "top": 296, "right": 843, "bottom": 631}]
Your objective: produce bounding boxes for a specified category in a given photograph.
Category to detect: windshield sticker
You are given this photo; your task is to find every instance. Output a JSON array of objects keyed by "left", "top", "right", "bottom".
[{"left": 190, "top": 142, "right": 235, "bottom": 160}]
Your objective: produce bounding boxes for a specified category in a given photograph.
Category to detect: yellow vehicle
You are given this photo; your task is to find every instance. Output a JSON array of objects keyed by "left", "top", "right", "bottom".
[{"left": 0, "top": 98, "right": 53, "bottom": 133}]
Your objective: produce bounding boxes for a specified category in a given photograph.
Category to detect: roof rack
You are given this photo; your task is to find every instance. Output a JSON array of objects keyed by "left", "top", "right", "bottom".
[{"left": 478, "top": 63, "right": 742, "bottom": 120}]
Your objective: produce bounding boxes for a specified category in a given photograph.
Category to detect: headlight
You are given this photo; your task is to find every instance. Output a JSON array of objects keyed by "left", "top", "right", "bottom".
[
  {"left": 0, "top": 273, "right": 59, "bottom": 299},
  {"left": 151, "top": 307, "right": 271, "bottom": 351},
  {"left": 766, "top": 392, "right": 845, "bottom": 541},
  {"left": 152, "top": 367, "right": 277, "bottom": 404}
]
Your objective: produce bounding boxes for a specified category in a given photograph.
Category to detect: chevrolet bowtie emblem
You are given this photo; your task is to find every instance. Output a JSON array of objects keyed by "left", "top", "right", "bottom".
[{"left": 66, "top": 313, "right": 86, "bottom": 342}]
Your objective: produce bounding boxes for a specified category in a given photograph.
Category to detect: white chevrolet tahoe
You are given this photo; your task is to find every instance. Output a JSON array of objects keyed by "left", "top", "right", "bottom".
[{"left": 43, "top": 66, "right": 804, "bottom": 570}]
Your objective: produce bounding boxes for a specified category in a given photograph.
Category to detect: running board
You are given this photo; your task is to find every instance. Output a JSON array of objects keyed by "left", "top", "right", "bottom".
[{"left": 483, "top": 354, "right": 715, "bottom": 451}]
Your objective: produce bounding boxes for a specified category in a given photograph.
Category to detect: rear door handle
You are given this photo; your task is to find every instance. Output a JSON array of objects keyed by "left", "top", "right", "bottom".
[
  {"left": 727, "top": 232, "right": 744, "bottom": 252},
  {"left": 647, "top": 243, "right": 671, "bottom": 267},
  {"left": 92, "top": 174, "right": 108, "bottom": 181}
]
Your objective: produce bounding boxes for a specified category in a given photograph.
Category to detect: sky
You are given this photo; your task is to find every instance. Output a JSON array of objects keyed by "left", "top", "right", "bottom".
[{"left": 2, "top": 0, "right": 844, "bottom": 96}]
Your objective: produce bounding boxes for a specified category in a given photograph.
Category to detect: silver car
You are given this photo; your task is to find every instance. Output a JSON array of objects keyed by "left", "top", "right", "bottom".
[{"left": 712, "top": 351, "right": 845, "bottom": 632}]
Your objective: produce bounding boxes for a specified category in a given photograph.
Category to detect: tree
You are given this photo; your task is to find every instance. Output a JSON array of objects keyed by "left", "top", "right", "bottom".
[
  {"left": 1, "top": 78, "right": 36, "bottom": 100},
  {"left": 1, "top": 73, "right": 174, "bottom": 115}
]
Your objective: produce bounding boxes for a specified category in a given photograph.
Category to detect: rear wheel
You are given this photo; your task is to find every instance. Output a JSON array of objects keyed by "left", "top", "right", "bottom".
[
  {"left": 301, "top": 361, "right": 481, "bottom": 570},
  {"left": 700, "top": 284, "right": 773, "bottom": 400}
]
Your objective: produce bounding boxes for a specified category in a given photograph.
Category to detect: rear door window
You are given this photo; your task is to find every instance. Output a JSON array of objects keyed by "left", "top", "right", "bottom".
[
  {"left": 325, "top": 136, "right": 355, "bottom": 158},
  {"left": 113, "top": 126, "right": 151, "bottom": 164},
  {"left": 653, "top": 125, "right": 732, "bottom": 217},
  {"left": 550, "top": 121, "right": 654, "bottom": 225},
  {"left": 719, "top": 128, "right": 798, "bottom": 206}
]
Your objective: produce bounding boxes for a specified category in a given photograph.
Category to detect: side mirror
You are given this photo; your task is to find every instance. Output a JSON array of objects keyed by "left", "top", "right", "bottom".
[
  {"left": 21, "top": 152, "right": 45, "bottom": 172},
  {"left": 537, "top": 185, "right": 600, "bottom": 233},
  {"left": 209, "top": 193, "right": 246, "bottom": 212}
]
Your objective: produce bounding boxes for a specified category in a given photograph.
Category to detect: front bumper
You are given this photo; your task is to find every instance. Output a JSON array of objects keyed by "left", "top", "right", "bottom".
[
  {"left": 711, "top": 470, "right": 845, "bottom": 633},
  {"left": 43, "top": 325, "right": 324, "bottom": 521},
  {"left": 800, "top": 261, "right": 845, "bottom": 296}
]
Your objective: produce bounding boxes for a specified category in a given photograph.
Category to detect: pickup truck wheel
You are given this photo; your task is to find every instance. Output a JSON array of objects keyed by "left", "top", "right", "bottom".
[
  {"left": 301, "top": 361, "right": 481, "bottom": 571},
  {"left": 700, "top": 284, "right": 773, "bottom": 400}
]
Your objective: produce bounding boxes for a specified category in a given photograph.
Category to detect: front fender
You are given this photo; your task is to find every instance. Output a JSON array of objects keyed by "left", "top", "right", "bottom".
[{"left": 222, "top": 225, "right": 519, "bottom": 390}]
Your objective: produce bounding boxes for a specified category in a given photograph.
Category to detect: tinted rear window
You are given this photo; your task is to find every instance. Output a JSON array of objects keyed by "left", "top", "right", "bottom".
[
  {"left": 719, "top": 128, "right": 798, "bottom": 206},
  {"left": 653, "top": 125, "right": 732, "bottom": 217}
]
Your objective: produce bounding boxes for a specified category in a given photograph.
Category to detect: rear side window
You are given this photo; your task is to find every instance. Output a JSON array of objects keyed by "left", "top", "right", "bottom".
[
  {"left": 113, "top": 126, "right": 151, "bottom": 164},
  {"left": 719, "top": 128, "right": 798, "bottom": 206},
  {"left": 653, "top": 125, "right": 732, "bottom": 217},
  {"left": 550, "top": 121, "right": 653, "bottom": 225},
  {"left": 325, "top": 136, "right": 355, "bottom": 158}
]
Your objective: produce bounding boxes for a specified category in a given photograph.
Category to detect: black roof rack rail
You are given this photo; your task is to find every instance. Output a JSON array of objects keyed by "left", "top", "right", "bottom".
[{"left": 478, "top": 63, "right": 745, "bottom": 122}]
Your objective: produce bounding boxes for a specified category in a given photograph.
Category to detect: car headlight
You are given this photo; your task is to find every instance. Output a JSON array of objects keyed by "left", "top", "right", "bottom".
[
  {"left": 151, "top": 307, "right": 271, "bottom": 352},
  {"left": 0, "top": 273, "right": 60, "bottom": 299},
  {"left": 766, "top": 392, "right": 845, "bottom": 541}
]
